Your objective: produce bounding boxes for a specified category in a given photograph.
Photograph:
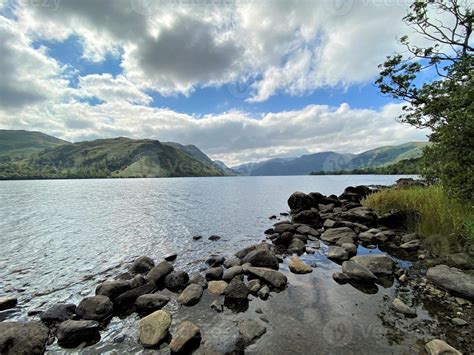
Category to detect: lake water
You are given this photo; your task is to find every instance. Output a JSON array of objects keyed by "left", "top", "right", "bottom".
[{"left": 0, "top": 175, "right": 423, "bottom": 353}]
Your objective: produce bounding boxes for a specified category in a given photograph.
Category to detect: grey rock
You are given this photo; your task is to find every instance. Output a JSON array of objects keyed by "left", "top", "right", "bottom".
[
  {"left": 164, "top": 253, "right": 177, "bottom": 262},
  {"left": 147, "top": 261, "right": 174, "bottom": 285},
  {"left": 0, "top": 322, "right": 49, "bottom": 354},
  {"left": 401, "top": 233, "right": 419, "bottom": 243},
  {"left": 224, "top": 257, "right": 242, "bottom": 268},
  {"left": 239, "top": 319, "right": 266, "bottom": 346},
  {"left": 114, "top": 283, "right": 156, "bottom": 309},
  {"left": 95, "top": 280, "right": 131, "bottom": 300},
  {"left": 76, "top": 295, "right": 113, "bottom": 321},
  {"left": 296, "top": 225, "right": 320, "bottom": 237},
  {"left": 210, "top": 300, "right": 224, "bottom": 313},
  {"left": 288, "top": 256, "right": 312, "bottom": 274},
  {"left": 323, "top": 219, "right": 336, "bottom": 228},
  {"left": 206, "top": 255, "right": 225, "bottom": 267},
  {"left": 177, "top": 284, "right": 203, "bottom": 306},
  {"left": 246, "top": 279, "right": 261, "bottom": 294},
  {"left": 40, "top": 303, "right": 76, "bottom": 323},
  {"left": 391, "top": 298, "right": 417, "bottom": 317},
  {"left": 130, "top": 256, "right": 155, "bottom": 274},
  {"left": 427, "top": 265, "right": 474, "bottom": 300},
  {"left": 245, "top": 266, "right": 288, "bottom": 289},
  {"left": 139, "top": 310, "right": 172, "bottom": 347},
  {"left": 190, "top": 273, "right": 208, "bottom": 288},
  {"left": 224, "top": 278, "right": 249, "bottom": 301},
  {"left": 208, "top": 235, "right": 221, "bottom": 241},
  {"left": 332, "top": 272, "right": 350, "bottom": 283},
  {"left": 341, "top": 261, "right": 377, "bottom": 282},
  {"left": 208, "top": 281, "right": 228, "bottom": 295},
  {"left": 287, "top": 238, "right": 306, "bottom": 255},
  {"left": 0, "top": 296, "right": 17, "bottom": 311},
  {"left": 328, "top": 246, "right": 349, "bottom": 261},
  {"left": 321, "top": 227, "right": 356, "bottom": 245},
  {"left": 292, "top": 210, "right": 322, "bottom": 226},
  {"left": 169, "top": 321, "right": 201, "bottom": 353},
  {"left": 57, "top": 320, "right": 100, "bottom": 348},
  {"left": 273, "top": 223, "right": 296, "bottom": 234},
  {"left": 351, "top": 254, "right": 395, "bottom": 276},
  {"left": 206, "top": 266, "right": 224, "bottom": 281},
  {"left": 258, "top": 285, "right": 270, "bottom": 300},
  {"left": 451, "top": 317, "right": 468, "bottom": 326},
  {"left": 358, "top": 232, "right": 375, "bottom": 243},
  {"left": 235, "top": 243, "right": 271, "bottom": 260},
  {"left": 288, "top": 191, "right": 315, "bottom": 211},
  {"left": 202, "top": 320, "right": 245, "bottom": 354},
  {"left": 425, "top": 339, "right": 462, "bottom": 355},
  {"left": 223, "top": 266, "right": 244, "bottom": 281},
  {"left": 341, "top": 243, "right": 357, "bottom": 255},
  {"left": 135, "top": 294, "right": 170, "bottom": 314},
  {"left": 242, "top": 250, "right": 279, "bottom": 270},
  {"left": 400, "top": 239, "right": 421, "bottom": 250},
  {"left": 164, "top": 271, "right": 190, "bottom": 292}
]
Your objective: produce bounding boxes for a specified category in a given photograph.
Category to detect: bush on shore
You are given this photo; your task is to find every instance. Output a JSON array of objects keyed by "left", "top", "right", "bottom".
[{"left": 363, "top": 185, "right": 474, "bottom": 255}]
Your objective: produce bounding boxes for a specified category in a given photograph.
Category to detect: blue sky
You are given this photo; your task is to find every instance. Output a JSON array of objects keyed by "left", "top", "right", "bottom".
[{"left": 0, "top": 0, "right": 430, "bottom": 164}]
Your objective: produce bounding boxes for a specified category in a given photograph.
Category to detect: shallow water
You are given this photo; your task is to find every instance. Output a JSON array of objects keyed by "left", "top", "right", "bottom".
[{"left": 0, "top": 175, "right": 429, "bottom": 353}]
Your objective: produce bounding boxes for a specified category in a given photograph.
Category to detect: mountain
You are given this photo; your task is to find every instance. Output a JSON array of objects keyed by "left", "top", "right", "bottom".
[
  {"left": 0, "top": 130, "right": 70, "bottom": 160},
  {"left": 212, "top": 160, "right": 237, "bottom": 175},
  {"left": 310, "top": 157, "right": 423, "bottom": 175},
  {"left": 233, "top": 142, "right": 428, "bottom": 176},
  {"left": 0, "top": 133, "right": 227, "bottom": 179}
]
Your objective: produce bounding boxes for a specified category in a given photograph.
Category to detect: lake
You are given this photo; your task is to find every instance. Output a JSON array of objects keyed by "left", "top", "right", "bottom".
[{"left": 0, "top": 175, "right": 421, "bottom": 353}]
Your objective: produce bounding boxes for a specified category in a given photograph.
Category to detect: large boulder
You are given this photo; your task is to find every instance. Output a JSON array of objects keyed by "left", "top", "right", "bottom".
[
  {"left": 0, "top": 322, "right": 49, "bottom": 354},
  {"left": 341, "top": 261, "right": 377, "bottom": 282},
  {"left": 244, "top": 265, "right": 288, "bottom": 289},
  {"left": 235, "top": 243, "right": 271, "bottom": 259},
  {"left": 296, "top": 225, "right": 320, "bottom": 237},
  {"left": 177, "top": 284, "right": 203, "bottom": 306},
  {"left": 95, "top": 280, "right": 132, "bottom": 300},
  {"left": 292, "top": 210, "right": 322, "bottom": 226},
  {"left": 208, "top": 281, "right": 228, "bottom": 295},
  {"left": 147, "top": 261, "right": 174, "bottom": 285},
  {"left": 164, "top": 271, "right": 190, "bottom": 292},
  {"left": 338, "top": 207, "right": 377, "bottom": 225},
  {"left": 327, "top": 246, "right": 349, "bottom": 261},
  {"left": 425, "top": 339, "right": 462, "bottom": 355},
  {"left": 242, "top": 250, "right": 279, "bottom": 270},
  {"left": 169, "top": 321, "right": 201, "bottom": 354},
  {"left": 287, "top": 238, "right": 306, "bottom": 255},
  {"left": 205, "top": 266, "right": 224, "bottom": 281},
  {"left": 130, "top": 256, "right": 155, "bottom": 274},
  {"left": 76, "top": 295, "right": 113, "bottom": 321},
  {"left": 135, "top": 294, "right": 170, "bottom": 314},
  {"left": 139, "top": 310, "right": 172, "bottom": 348},
  {"left": 351, "top": 255, "right": 395, "bottom": 276},
  {"left": 0, "top": 297, "right": 17, "bottom": 311},
  {"left": 426, "top": 265, "right": 474, "bottom": 300},
  {"left": 223, "top": 266, "right": 244, "bottom": 281},
  {"left": 224, "top": 257, "right": 242, "bottom": 268},
  {"left": 238, "top": 319, "right": 267, "bottom": 346},
  {"left": 224, "top": 277, "right": 249, "bottom": 301},
  {"left": 206, "top": 255, "right": 225, "bottom": 267},
  {"left": 57, "top": 320, "right": 100, "bottom": 348},
  {"left": 114, "top": 283, "right": 156, "bottom": 309},
  {"left": 321, "top": 227, "right": 356, "bottom": 245},
  {"left": 40, "top": 303, "right": 76, "bottom": 323},
  {"left": 288, "top": 191, "right": 315, "bottom": 211},
  {"left": 288, "top": 256, "right": 312, "bottom": 274},
  {"left": 273, "top": 223, "right": 296, "bottom": 234}
]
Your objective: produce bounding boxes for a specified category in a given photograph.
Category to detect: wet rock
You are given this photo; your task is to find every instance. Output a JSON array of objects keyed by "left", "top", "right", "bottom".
[
  {"left": 341, "top": 261, "right": 377, "bottom": 282},
  {"left": 129, "top": 274, "right": 147, "bottom": 289},
  {"left": 292, "top": 210, "right": 322, "bottom": 226},
  {"left": 400, "top": 239, "right": 421, "bottom": 250},
  {"left": 293, "top": 234, "right": 309, "bottom": 243},
  {"left": 306, "top": 246, "right": 317, "bottom": 254},
  {"left": 208, "top": 235, "right": 221, "bottom": 241},
  {"left": 296, "top": 225, "right": 320, "bottom": 237},
  {"left": 378, "top": 210, "right": 413, "bottom": 229},
  {"left": 164, "top": 253, "right": 178, "bottom": 262},
  {"left": 288, "top": 191, "right": 315, "bottom": 212},
  {"left": 401, "top": 233, "right": 418, "bottom": 243},
  {"left": 135, "top": 294, "right": 170, "bottom": 314},
  {"left": 177, "top": 284, "right": 203, "bottom": 306},
  {"left": 258, "top": 285, "right": 270, "bottom": 300},
  {"left": 287, "top": 238, "right": 306, "bottom": 255},
  {"left": 242, "top": 250, "right": 279, "bottom": 270},
  {"left": 114, "top": 283, "right": 156, "bottom": 309},
  {"left": 288, "top": 256, "right": 312, "bottom": 274},
  {"left": 192, "top": 235, "right": 202, "bottom": 241},
  {"left": 273, "top": 223, "right": 296, "bottom": 234},
  {"left": 0, "top": 322, "right": 49, "bottom": 354},
  {"left": 57, "top": 320, "right": 100, "bottom": 348},
  {"left": 210, "top": 300, "right": 223, "bottom": 313},
  {"left": 321, "top": 227, "right": 356, "bottom": 245},
  {"left": 246, "top": 279, "right": 261, "bottom": 294},
  {"left": 244, "top": 266, "right": 288, "bottom": 289},
  {"left": 202, "top": 320, "right": 245, "bottom": 354},
  {"left": 223, "top": 266, "right": 244, "bottom": 281},
  {"left": 147, "top": 261, "right": 174, "bottom": 285},
  {"left": 206, "top": 255, "right": 225, "bottom": 267},
  {"left": 96, "top": 280, "right": 132, "bottom": 300},
  {"left": 273, "top": 232, "right": 294, "bottom": 246},
  {"left": 426, "top": 265, "right": 474, "bottom": 300},
  {"left": 239, "top": 319, "right": 266, "bottom": 346},
  {"left": 425, "top": 339, "right": 462, "bottom": 355},
  {"left": 205, "top": 266, "right": 224, "bottom": 281},
  {"left": 323, "top": 219, "right": 336, "bottom": 228},
  {"left": 264, "top": 228, "right": 274, "bottom": 235},
  {"left": 40, "top": 303, "right": 76, "bottom": 323},
  {"left": 351, "top": 254, "right": 395, "bottom": 276},
  {"left": 269, "top": 215, "right": 277, "bottom": 220},
  {"left": 164, "top": 271, "right": 190, "bottom": 292},
  {"left": 333, "top": 272, "right": 351, "bottom": 283},
  {"left": 208, "top": 281, "right": 228, "bottom": 295},
  {"left": 0, "top": 296, "right": 17, "bottom": 311},
  {"left": 341, "top": 243, "right": 357, "bottom": 255},
  {"left": 169, "top": 321, "right": 201, "bottom": 354},
  {"left": 224, "top": 278, "right": 249, "bottom": 301},
  {"left": 235, "top": 243, "right": 271, "bottom": 259},
  {"left": 139, "top": 310, "right": 172, "bottom": 348},
  {"left": 339, "top": 207, "right": 377, "bottom": 225},
  {"left": 130, "top": 256, "right": 155, "bottom": 274},
  {"left": 76, "top": 295, "right": 113, "bottom": 321},
  {"left": 224, "top": 257, "right": 242, "bottom": 268},
  {"left": 391, "top": 298, "right": 417, "bottom": 317},
  {"left": 451, "top": 317, "right": 468, "bottom": 326},
  {"left": 446, "top": 253, "right": 473, "bottom": 269},
  {"left": 190, "top": 273, "right": 208, "bottom": 289},
  {"left": 358, "top": 232, "right": 376, "bottom": 243},
  {"left": 328, "top": 246, "right": 349, "bottom": 261}
]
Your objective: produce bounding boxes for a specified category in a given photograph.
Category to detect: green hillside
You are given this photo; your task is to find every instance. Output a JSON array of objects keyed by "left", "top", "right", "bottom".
[
  {"left": 0, "top": 130, "right": 70, "bottom": 160},
  {"left": 0, "top": 135, "right": 226, "bottom": 179},
  {"left": 310, "top": 157, "right": 422, "bottom": 175}
]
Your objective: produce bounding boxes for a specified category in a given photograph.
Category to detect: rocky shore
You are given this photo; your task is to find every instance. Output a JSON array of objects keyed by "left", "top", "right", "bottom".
[{"left": 0, "top": 184, "right": 473, "bottom": 354}]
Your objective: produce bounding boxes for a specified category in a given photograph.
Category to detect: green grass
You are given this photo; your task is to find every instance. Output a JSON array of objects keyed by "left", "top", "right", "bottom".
[{"left": 363, "top": 185, "right": 474, "bottom": 254}]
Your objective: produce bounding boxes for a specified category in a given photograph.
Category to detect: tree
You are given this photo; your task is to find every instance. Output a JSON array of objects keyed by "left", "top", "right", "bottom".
[{"left": 375, "top": 0, "right": 473, "bottom": 200}]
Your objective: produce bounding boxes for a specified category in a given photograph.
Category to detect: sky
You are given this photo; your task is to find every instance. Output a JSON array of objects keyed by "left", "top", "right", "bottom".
[{"left": 0, "top": 0, "right": 434, "bottom": 166}]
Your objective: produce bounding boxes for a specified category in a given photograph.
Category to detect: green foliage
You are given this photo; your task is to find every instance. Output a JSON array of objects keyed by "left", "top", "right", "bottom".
[
  {"left": 376, "top": 0, "right": 473, "bottom": 201},
  {"left": 364, "top": 185, "right": 474, "bottom": 254},
  {"left": 310, "top": 157, "right": 423, "bottom": 175}
]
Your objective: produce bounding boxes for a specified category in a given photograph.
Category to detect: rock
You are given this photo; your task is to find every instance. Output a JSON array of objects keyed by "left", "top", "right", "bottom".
[
  {"left": 245, "top": 266, "right": 288, "bottom": 289},
  {"left": 57, "top": 320, "right": 100, "bottom": 348},
  {"left": 293, "top": 234, "right": 309, "bottom": 243},
  {"left": 205, "top": 266, "right": 224, "bottom": 281},
  {"left": 202, "top": 320, "right": 245, "bottom": 354},
  {"left": 235, "top": 243, "right": 272, "bottom": 259},
  {"left": 319, "top": 203, "right": 335, "bottom": 212},
  {"left": 114, "top": 283, "right": 156, "bottom": 309},
  {"left": 425, "top": 339, "right": 462, "bottom": 355},
  {"left": 40, "top": 303, "right": 76, "bottom": 323},
  {"left": 451, "top": 317, "right": 468, "bottom": 326},
  {"left": 327, "top": 246, "right": 349, "bottom": 261},
  {"left": 306, "top": 246, "right": 317, "bottom": 254},
  {"left": 333, "top": 272, "right": 350, "bottom": 283},
  {"left": 246, "top": 279, "right": 261, "bottom": 294},
  {"left": 192, "top": 235, "right": 202, "bottom": 240},
  {"left": 224, "top": 278, "right": 249, "bottom": 301},
  {"left": 351, "top": 255, "right": 395, "bottom": 276},
  {"left": 288, "top": 191, "right": 315, "bottom": 211},
  {"left": 264, "top": 228, "right": 274, "bottom": 235},
  {"left": 273, "top": 223, "right": 296, "bottom": 234},
  {"left": 208, "top": 235, "right": 221, "bottom": 241},
  {"left": 400, "top": 239, "right": 421, "bottom": 250},
  {"left": 223, "top": 266, "right": 244, "bottom": 281},
  {"left": 391, "top": 298, "right": 417, "bottom": 317},
  {"left": 239, "top": 319, "right": 266, "bottom": 346},
  {"left": 427, "top": 265, "right": 474, "bottom": 300},
  {"left": 323, "top": 219, "right": 336, "bottom": 228},
  {"left": 210, "top": 300, "right": 224, "bottom": 313},
  {"left": 242, "top": 250, "right": 279, "bottom": 270},
  {"left": 292, "top": 210, "right": 322, "bottom": 226},
  {"left": 0, "top": 296, "right": 17, "bottom": 311},
  {"left": 139, "top": 310, "right": 172, "bottom": 347},
  {"left": 130, "top": 256, "right": 155, "bottom": 274},
  {"left": 269, "top": 215, "right": 277, "bottom": 220},
  {"left": 287, "top": 238, "right": 306, "bottom": 255},
  {"left": 164, "top": 271, "right": 190, "bottom": 292},
  {"left": 135, "top": 294, "right": 170, "bottom": 314},
  {"left": 206, "top": 255, "right": 225, "bottom": 267},
  {"left": 129, "top": 274, "right": 147, "bottom": 288},
  {"left": 273, "top": 232, "right": 294, "bottom": 246},
  {"left": 258, "top": 285, "right": 270, "bottom": 300},
  {"left": 341, "top": 243, "right": 357, "bottom": 255},
  {"left": 288, "top": 256, "right": 312, "bottom": 274},
  {"left": 169, "top": 321, "right": 201, "bottom": 353},
  {"left": 446, "top": 253, "right": 473, "bottom": 269},
  {"left": 296, "top": 225, "right": 320, "bottom": 237},
  {"left": 0, "top": 322, "right": 49, "bottom": 354},
  {"left": 165, "top": 253, "right": 178, "bottom": 262},
  {"left": 208, "top": 281, "right": 228, "bottom": 295},
  {"left": 224, "top": 257, "right": 242, "bottom": 268},
  {"left": 280, "top": 212, "right": 289, "bottom": 216},
  {"left": 339, "top": 207, "right": 377, "bottom": 225},
  {"left": 401, "top": 233, "right": 418, "bottom": 243},
  {"left": 177, "top": 284, "right": 203, "bottom": 306},
  {"left": 190, "top": 273, "right": 208, "bottom": 288},
  {"left": 358, "top": 232, "right": 375, "bottom": 243},
  {"left": 147, "top": 261, "right": 174, "bottom": 285},
  {"left": 95, "top": 280, "right": 132, "bottom": 300},
  {"left": 341, "top": 261, "right": 377, "bottom": 282},
  {"left": 76, "top": 295, "right": 113, "bottom": 321},
  {"left": 321, "top": 227, "right": 356, "bottom": 245},
  {"left": 378, "top": 210, "right": 413, "bottom": 229}
]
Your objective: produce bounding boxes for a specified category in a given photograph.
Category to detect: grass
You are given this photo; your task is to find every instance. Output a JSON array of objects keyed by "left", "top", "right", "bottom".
[{"left": 363, "top": 185, "right": 474, "bottom": 255}]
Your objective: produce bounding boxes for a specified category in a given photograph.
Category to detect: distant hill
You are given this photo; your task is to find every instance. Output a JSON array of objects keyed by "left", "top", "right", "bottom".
[
  {"left": 0, "top": 130, "right": 70, "bottom": 160},
  {"left": 310, "top": 157, "right": 423, "bottom": 175},
  {"left": 0, "top": 132, "right": 227, "bottom": 179},
  {"left": 233, "top": 142, "right": 428, "bottom": 176}
]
